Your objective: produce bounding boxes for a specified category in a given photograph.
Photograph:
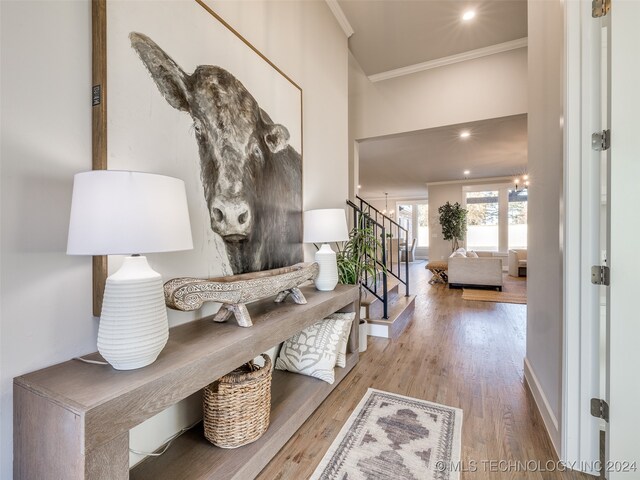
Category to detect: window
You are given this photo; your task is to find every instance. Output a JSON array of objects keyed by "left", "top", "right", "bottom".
[
  {"left": 397, "top": 204, "right": 413, "bottom": 243},
  {"left": 508, "top": 189, "right": 528, "bottom": 249},
  {"left": 462, "top": 184, "right": 528, "bottom": 252},
  {"left": 417, "top": 204, "right": 429, "bottom": 247},
  {"left": 466, "top": 191, "right": 499, "bottom": 251}
]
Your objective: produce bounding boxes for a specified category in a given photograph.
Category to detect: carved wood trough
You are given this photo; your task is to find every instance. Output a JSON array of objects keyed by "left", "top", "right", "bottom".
[{"left": 164, "top": 262, "right": 319, "bottom": 327}]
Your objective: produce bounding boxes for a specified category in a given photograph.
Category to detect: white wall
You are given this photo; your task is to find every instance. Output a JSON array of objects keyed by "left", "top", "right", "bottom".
[
  {"left": 349, "top": 42, "right": 528, "bottom": 260},
  {"left": 350, "top": 47, "right": 528, "bottom": 141},
  {"left": 525, "top": 0, "right": 564, "bottom": 453},
  {"left": 0, "top": 0, "right": 348, "bottom": 476}
]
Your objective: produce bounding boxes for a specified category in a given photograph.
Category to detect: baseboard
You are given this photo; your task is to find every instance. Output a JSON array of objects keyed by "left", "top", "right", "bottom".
[
  {"left": 367, "top": 322, "right": 389, "bottom": 338},
  {"left": 524, "top": 357, "right": 560, "bottom": 457}
]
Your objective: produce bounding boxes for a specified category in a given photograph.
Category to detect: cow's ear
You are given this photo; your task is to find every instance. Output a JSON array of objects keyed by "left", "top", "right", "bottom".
[
  {"left": 263, "top": 124, "right": 290, "bottom": 153},
  {"left": 130, "top": 32, "right": 190, "bottom": 112}
]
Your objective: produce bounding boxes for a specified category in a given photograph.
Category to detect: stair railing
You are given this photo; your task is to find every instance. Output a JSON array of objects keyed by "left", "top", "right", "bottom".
[
  {"left": 346, "top": 200, "right": 388, "bottom": 318},
  {"left": 355, "top": 195, "right": 410, "bottom": 297}
]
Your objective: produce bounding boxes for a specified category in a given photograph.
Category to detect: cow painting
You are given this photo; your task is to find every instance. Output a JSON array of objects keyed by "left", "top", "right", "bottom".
[{"left": 130, "top": 32, "right": 302, "bottom": 274}]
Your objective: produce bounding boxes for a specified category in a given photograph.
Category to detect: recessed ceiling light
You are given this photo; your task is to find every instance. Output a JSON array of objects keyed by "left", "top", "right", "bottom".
[
  {"left": 460, "top": 130, "right": 471, "bottom": 139},
  {"left": 462, "top": 10, "right": 476, "bottom": 21},
  {"left": 463, "top": 170, "right": 471, "bottom": 175}
]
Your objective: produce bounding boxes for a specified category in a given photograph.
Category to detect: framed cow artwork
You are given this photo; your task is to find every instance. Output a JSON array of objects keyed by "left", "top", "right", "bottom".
[{"left": 92, "top": 0, "right": 303, "bottom": 317}]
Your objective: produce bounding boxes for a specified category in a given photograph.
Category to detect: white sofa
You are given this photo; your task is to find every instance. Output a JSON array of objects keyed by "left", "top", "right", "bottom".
[
  {"left": 508, "top": 249, "right": 527, "bottom": 277},
  {"left": 448, "top": 249, "right": 503, "bottom": 290}
]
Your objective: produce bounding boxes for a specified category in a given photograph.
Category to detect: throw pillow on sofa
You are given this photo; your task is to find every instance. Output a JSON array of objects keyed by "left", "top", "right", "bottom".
[
  {"left": 275, "top": 315, "right": 352, "bottom": 384},
  {"left": 450, "top": 252, "right": 466, "bottom": 258},
  {"left": 466, "top": 251, "right": 479, "bottom": 258}
]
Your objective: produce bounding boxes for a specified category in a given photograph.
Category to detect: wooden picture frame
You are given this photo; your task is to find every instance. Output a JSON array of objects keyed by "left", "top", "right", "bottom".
[{"left": 91, "top": 0, "right": 303, "bottom": 316}]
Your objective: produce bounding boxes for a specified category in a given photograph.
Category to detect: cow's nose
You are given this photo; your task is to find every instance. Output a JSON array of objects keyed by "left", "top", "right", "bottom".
[
  {"left": 210, "top": 199, "right": 252, "bottom": 237},
  {"left": 212, "top": 207, "right": 248, "bottom": 225}
]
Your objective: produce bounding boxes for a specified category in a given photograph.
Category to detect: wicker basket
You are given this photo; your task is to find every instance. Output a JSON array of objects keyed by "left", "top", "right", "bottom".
[{"left": 203, "top": 354, "right": 272, "bottom": 448}]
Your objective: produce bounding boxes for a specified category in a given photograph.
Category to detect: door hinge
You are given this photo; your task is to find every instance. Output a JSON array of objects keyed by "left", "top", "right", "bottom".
[
  {"left": 592, "top": 0, "right": 611, "bottom": 18},
  {"left": 592, "top": 130, "right": 611, "bottom": 151},
  {"left": 591, "top": 265, "right": 610, "bottom": 286},
  {"left": 591, "top": 398, "right": 610, "bottom": 422}
]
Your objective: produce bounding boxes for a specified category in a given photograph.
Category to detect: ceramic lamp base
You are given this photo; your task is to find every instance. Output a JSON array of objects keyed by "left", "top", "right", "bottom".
[
  {"left": 314, "top": 243, "right": 339, "bottom": 291},
  {"left": 98, "top": 256, "right": 169, "bottom": 370}
]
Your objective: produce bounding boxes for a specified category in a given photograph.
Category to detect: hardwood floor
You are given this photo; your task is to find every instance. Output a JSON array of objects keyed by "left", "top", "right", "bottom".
[{"left": 257, "top": 263, "right": 596, "bottom": 480}]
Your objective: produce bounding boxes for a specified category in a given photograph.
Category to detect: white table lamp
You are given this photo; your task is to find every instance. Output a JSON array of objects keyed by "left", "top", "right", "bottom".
[
  {"left": 67, "top": 171, "right": 193, "bottom": 370},
  {"left": 303, "top": 209, "right": 349, "bottom": 291}
]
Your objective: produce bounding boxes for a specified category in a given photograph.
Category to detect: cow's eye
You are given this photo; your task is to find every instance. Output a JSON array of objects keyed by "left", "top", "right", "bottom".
[
  {"left": 193, "top": 122, "right": 202, "bottom": 137},
  {"left": 252, "top": 144, "right": 262, "bottom": 159}
]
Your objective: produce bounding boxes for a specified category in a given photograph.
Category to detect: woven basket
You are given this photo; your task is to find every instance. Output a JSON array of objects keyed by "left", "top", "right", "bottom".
[{"left": 203, "top": 354, "right": 272, "bottom": 448}]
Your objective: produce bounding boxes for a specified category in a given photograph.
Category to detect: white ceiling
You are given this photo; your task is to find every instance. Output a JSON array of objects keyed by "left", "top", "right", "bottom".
[
  {"left": 339, "top": 0, "right": 528, "bottom": 76},
  {"left": 339, "top": 0, "right": 529, "bottom": 198},
  {"left": 358, "top": 114, "right": 528, "bottom": 198}
]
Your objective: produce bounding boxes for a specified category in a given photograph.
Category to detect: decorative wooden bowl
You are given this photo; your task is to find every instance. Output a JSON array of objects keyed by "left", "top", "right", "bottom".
[{"left": 164, "top": 262, "right": 319, "bottom": 327}]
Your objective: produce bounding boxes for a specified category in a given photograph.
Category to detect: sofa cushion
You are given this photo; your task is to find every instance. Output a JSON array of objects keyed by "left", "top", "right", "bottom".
[{"left": 448, "top": 256, "right": 503, "bottom": 287}]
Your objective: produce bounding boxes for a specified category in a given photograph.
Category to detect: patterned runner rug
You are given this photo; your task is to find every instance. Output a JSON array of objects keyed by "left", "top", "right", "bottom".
[{"left": 310, "top": 389, "right": 463, "bottom": 480}]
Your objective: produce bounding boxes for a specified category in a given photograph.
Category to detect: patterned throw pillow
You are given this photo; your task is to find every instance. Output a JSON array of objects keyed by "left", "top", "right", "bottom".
[
  {"left": 326, "top": 313, "right": 355, "bottom": 368},
  {"left": 275, "top": 315, "right": 353, "bottom": 384}
]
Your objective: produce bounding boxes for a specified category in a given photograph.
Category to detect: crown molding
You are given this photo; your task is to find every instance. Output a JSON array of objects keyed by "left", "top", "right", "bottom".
[
  {"left": 426, "top": 176, "right": 515, "bottom": 187},
  {"left": 368, "top": 37, "right": 528, "bottom": 83},
  {"left": 325, "top": 0, "right": 354, "bottom": 38},
  {"left": 360, "top": 194, "right": 428, "bottom": 203}
]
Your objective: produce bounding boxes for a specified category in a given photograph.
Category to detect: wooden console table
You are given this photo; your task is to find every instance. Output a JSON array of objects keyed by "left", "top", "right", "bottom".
[{"left": 14, "top": 285, "right": 359, "bottom": 480}]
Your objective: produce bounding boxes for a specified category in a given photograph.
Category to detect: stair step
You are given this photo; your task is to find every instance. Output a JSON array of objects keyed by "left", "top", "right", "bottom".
[
  {"left": 367, "top": 294, "right": 416, "bottom": 340},
  {"left": 360, "top": 276, "right": 400, "bottom": 305},
  {"left": 360, "top": 276, "right": 404, "bottom": 317}
]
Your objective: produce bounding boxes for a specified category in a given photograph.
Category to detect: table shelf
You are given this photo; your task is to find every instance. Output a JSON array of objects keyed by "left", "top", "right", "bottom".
[
  {"left": 14, "top": 285, "right": 359, "bottom": 480},
  {"left": 131, "top": 353, "right": 358, "bottom": 480}
]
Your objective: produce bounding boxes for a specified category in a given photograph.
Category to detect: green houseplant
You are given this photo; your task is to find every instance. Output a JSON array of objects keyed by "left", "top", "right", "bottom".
[
  {"left": 438, "top": 201, "right": 468, "bottom": 252},
  {"left": 335, "top": 225, "right": 383, "bottom": 286}
]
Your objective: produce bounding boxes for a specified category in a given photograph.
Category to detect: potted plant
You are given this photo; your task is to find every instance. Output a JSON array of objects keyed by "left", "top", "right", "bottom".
[
  {"left": 438, "top": 201, "right": 468, "bottom": 252},
  {"left": 335, "top": 222, "right": 385, "bottom": 353},
  {"left": 336, "top": 225, "right": 382, "bottom": 288}
]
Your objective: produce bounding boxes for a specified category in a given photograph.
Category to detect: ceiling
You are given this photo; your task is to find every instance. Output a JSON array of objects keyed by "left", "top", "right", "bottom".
[
  {"left": 358, "top": 114, "right": 528, "bottom": 198},
  {"left": 339, "top": 0, "right": 528, "bottom": 76},
  {"left": 340, "top": 0, "right": 529, "bottom": 198}
]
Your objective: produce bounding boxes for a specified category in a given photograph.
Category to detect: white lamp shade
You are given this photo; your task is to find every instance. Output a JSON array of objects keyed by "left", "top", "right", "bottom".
[
  {"left": 67, "top": 170, "right": 193, "bottom": 255},
  {"left": 303, "top": 209, "right": 349, "bottom": 244}
]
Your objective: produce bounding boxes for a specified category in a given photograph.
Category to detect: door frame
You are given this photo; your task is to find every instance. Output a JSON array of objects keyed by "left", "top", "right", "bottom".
[{"left": 562, "top": 0, "right": 602, "bottom": 472}]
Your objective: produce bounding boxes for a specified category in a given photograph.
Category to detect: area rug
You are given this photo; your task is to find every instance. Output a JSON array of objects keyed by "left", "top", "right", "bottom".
[
  {"left": 462, "top": 274, "right": 527, "bottom": 304},
  {"left": 462, "top": 289, "right": 526, "bottom": 304},
  {"left": 310, "top": 389, "right": 463, "bottom": 480}
]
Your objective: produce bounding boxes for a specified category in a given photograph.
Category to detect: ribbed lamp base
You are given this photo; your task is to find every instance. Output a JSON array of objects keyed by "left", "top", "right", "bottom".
[
  {"left": 98, "top": 256, "right": 168, "bottom": 370},
  {"left": 314, "top": 244, "right": 339, "bottom": 291}
]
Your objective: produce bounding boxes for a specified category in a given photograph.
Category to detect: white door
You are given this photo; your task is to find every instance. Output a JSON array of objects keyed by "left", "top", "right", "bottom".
[{"left": 607, "top": 1, "right": 640, "bottom": 478}]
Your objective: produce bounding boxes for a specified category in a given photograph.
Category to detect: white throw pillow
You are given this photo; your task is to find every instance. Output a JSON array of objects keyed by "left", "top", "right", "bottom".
[
  {"left": 450, "top": 252, "right": 465, "bottom": 258},
  {"left": 325, "top": 312, "right": 355, "bottom": 368},
  {"left": 275, "top": 316, "right": 353, "bottom": 384},
  {"left": 467, "top": 250, "right": 479, "bottom": 258},
  {"left": 455, "top": 247, "right": 467, "bottom": 255}
]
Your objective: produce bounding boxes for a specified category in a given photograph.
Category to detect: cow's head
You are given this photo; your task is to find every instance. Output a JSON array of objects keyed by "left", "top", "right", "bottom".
[{"left": 130, "top": 32, "right": 291, "bottom": 242}]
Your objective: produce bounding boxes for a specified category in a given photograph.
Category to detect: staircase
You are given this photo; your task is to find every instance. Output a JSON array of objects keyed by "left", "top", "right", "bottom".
[{"left": 347, "top": 197, "right": 417, "bottom": 339}]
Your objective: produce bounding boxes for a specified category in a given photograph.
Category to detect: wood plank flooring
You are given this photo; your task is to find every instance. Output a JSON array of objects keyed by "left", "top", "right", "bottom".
[{"left": 257, "top": 263, "right": 595, "bottom": 480}]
